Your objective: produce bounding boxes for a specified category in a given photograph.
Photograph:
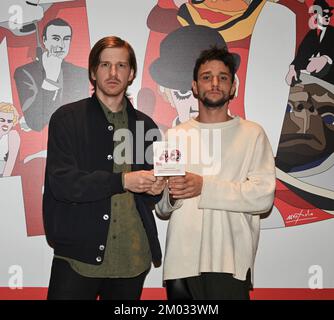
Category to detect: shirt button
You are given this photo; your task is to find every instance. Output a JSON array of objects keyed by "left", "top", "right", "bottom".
[
  {"left": 103, "top": 214, "right": 109, "bottom": 220},
  {"left": 107, "top": 154, "right": 113, "bottom": 160},
  {"left": 99, "top": 245, "right": 105, "bottom": 251},
  {"left": 108, "top": 125, "right": 114, "bottom": 131},
  {"left": 113, "top": 219, "right": 117, "bottom": 223},
  {"left": 96, "top": 256, "right": 102, "bottom": 262},
  {"left": 112, "top": 235, "right": 116, "bottom": 239}
]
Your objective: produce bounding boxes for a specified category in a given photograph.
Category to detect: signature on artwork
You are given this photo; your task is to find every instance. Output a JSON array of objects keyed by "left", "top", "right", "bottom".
[{"left": 286, "top": 209, "right": 317, "bottom": 225}]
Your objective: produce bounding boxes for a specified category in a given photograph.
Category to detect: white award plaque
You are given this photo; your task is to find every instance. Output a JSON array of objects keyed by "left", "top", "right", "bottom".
[{"left": 153, "top": 141, "right": 185, "bottom": 177}]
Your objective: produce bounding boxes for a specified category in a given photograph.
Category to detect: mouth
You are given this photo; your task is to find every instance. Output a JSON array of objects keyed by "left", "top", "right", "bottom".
[
  {"left": 207, "top": 90, "right": 221, "bottom": 95},
  {"left": 205, "top": 91, "right": 223, "bottom": 100},
  {"left": 106, "top": 80, "right": 120, "bottom": 86}
]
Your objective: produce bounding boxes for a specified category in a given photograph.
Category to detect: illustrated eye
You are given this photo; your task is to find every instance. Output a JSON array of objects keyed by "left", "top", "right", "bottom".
[
  {"left": 296, "top": 103, "right": 304, "bottom": 111},
  {"left": 286, "top": 104, "right": 293, "bottom": 113},
  {"left": 172, "top": 90, "right": 192, "bottom": 101},
  {"left": 321, "top": 113, "right": 334, "bottom": 125},
  {"left": 7, "top": 119, "right": 13, "bottom": 124}
]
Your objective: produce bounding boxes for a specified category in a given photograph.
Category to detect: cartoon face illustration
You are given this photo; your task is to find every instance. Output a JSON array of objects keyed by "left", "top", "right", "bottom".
[
  {"left": 0, "top": 103, "right": 18, "bottom": 137},
  {"left": 160, "top": 87, "right": 199, "bottom": 123},
  {"left": 276, "top": 81, "right": 334, "bottom": 173},
  {"left": 0, "top": 112, "right": 15, "bottom": 135},
  {"left": 42, "top": 20, "right": 72, "bottom": 60},
  {"left": 312, "top": 0, "right": 333, "bottom": 27}
]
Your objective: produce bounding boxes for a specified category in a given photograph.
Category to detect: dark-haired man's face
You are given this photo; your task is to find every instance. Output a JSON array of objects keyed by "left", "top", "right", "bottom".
[
  {"left": 192, "top": 60, "right": 235, "bottom": 109},
  {"left": 43, "top": 25, "right": 72, "bottom": 60},
  {"left": 276, "top": 83, "right": 334, "bottom": 172}
]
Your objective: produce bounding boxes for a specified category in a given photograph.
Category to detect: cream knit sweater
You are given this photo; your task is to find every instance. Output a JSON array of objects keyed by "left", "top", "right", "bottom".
[{"left": 156, "top": 117, "right": 276, "bottom": 281}]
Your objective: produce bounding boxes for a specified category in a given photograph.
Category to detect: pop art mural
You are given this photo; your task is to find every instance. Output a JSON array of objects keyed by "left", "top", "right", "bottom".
[
  {"left": 1, "top": 0, "right": 90, "bottom": 236},
  {"left": 140, "top": 0, "right": 334, "bottom": 230}
]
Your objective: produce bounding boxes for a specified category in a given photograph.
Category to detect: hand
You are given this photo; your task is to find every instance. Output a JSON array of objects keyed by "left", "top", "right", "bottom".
[
  {"left": 285, "top": 65, "right": 298, "bottom": 86},
  {"left": 168, "top": 172, "right": 203, "bottom": 199},
  {"left": 123, "top": 170, "right": 157, "bottom": 193},
  {"left": 307, "top": 56, "right": 328, "bottom": 74},
  {"left": 146, "top": 175, "right": 167, "bottom": 196},
  {"left": 42, "top": 46, "right": 63, "bottom": 82}
]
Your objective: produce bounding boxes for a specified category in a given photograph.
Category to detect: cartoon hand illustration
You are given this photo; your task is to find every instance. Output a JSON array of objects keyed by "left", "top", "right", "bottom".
[
  {"left": 42, "top": 46, "right": 63, "bottom": 82},
  {"left": 307, "top": 56, "right": 329, "bottom": 74},
  {"left": 285, "top": 65, "right": 298, "bottom": 86}
]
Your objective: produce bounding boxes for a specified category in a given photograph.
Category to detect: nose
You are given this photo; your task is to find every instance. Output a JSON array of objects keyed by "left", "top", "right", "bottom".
[
  {"left": 110, "top": 64, "right": 117, "bottom": 76},
  {"left": 211, "top": 75, "right": 219, "bottom": 88},
  {"left": 291, "top": 103, "right": 317, "bottom": 133},
  {"left": 59, "top": 38, "right": 65, "bottom": 49}
]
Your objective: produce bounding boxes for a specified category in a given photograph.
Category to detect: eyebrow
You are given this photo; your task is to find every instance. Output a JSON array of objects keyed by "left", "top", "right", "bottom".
[
  {"left": 51, "top": 34, "right": 72, "bottom": 38},
  {"left": 199, "top": 71, "right": 231, "bottom": 76},
  {"left": 99, "top": 60, "right": 129, "bottom": 64}
]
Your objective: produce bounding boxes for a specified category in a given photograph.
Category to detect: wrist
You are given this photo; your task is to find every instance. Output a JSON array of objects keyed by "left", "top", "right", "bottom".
[
  {"left": 42, "top": 79, "right": 60, "bottom": 91},
  {"left": 122, "top": 172, "right": 128, "bottom": 191}
]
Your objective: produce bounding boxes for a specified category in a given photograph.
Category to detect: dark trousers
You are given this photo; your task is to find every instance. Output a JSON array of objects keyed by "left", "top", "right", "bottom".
[
  {"left": 166, "top": 270, "right": 251, "bottom": 300},
  {"left": 47, "top": 258, "right": 148, "bottom": 300}
]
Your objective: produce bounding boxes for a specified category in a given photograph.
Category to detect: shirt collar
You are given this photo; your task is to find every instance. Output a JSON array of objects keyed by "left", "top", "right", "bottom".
[{"left": 97, "top": 96, "right": 127, "bottom": 120}]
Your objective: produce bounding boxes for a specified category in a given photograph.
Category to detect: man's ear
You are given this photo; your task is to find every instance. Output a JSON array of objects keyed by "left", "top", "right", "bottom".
[
  {"left": 192, "top": 80, "right": 198, "bottom": 98},
  {"left": 91, "top": 70, "right": 96, "bottom": 81},
  {"left": 128, "top": 68, "right": 135, "bottom": 84},
  {"left": 230, "top": 80, "right": 237, "bottom": 99}
]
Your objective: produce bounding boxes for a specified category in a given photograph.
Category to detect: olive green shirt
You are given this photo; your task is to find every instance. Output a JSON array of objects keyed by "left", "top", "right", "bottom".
[{"left": 55, "top": 97, "right": 151, "bottom": 278}]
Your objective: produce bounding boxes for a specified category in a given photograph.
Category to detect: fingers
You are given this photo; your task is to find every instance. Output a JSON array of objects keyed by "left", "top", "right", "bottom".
[
  {"left": 168, "top": 182, "right": 186, "bottom": 191},
  {"left": 141, "top": 170, "right": 157, "bottom": 183},
  {"left": 48, "top": 46, "right": 55, "bottom": 57},
  {"left": 146, "top": 179, "right": 166, "bottom": 196},
  {"left": 168, "top": 176, "right": 185, "bottom": 183},
  {"left": 167, "top": 172, "right": 202, "bottom": 199},
  {"left": 124, "top": 170, "right": 166, "bottom": 194},
  {"left": 170, "top": 192, "right": 190, "bottom": 199},
  {"left": 169, "top": 188, "right": 194, "bottom": 199}
]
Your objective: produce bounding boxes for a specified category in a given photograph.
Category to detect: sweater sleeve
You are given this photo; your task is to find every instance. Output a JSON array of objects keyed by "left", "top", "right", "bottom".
[
  {"left": 198, "top": 128, "right": 276, "bottom": 214},
  {"left": 155, "top": 186, "right": 183, "bottom": 219},
  {"left": 46, "top": 110, "right": 125, "bottom": 203}
]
